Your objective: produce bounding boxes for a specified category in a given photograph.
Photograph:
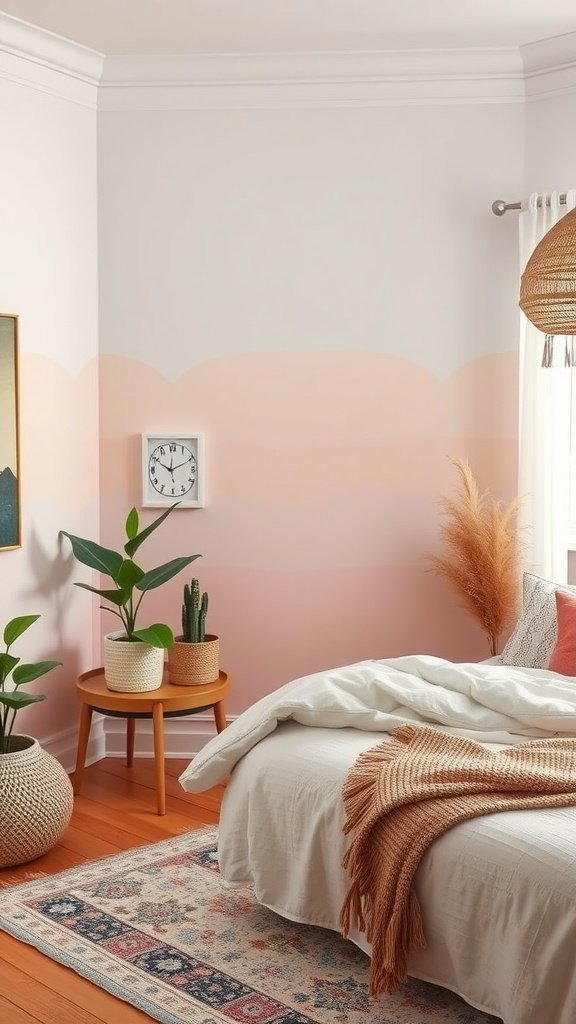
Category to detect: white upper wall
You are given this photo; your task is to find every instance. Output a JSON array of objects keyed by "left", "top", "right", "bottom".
[
  {"left": 524, "top": 92, "right": 576, "bottom": 192},
  {"left": 97, "top": 101, "right": 523, "bottom": 379},
  {"left": 0, "top": 14, "right": 102, "bottom": 375},
  {"left": 522, "top": 32, "right": 576, "bottom": 193}
]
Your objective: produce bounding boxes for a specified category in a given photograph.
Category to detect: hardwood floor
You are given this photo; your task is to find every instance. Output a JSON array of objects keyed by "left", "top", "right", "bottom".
[{"left": 0, "top": 757, "right": 224, "bottom": 1024}]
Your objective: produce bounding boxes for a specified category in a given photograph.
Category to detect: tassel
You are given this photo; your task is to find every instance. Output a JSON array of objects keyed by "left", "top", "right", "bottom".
[
  {"left": 369, "top": 891, "right": 427, "bottom": 997},
  {"left": 541, "top": 335, "right": 554, "bottom": 368},
  {"left": 340, "top": 883, "right": 366, "bottom": 935},
  {"left": 565, "top": 336, "right": 576, "bottom": 368}
]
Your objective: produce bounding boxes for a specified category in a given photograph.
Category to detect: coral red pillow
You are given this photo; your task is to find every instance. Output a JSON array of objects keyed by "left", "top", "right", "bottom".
[{"left": 548, "top": 590, "right": 576, "bottom": 676}]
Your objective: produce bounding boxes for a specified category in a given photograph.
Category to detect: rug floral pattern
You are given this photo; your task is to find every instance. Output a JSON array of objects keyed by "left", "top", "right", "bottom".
[{"left": 1, "top": 828, "right": 500, "bottom": 1024}]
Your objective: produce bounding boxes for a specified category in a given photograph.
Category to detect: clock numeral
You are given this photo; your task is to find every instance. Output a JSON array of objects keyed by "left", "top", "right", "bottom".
[
  {"left": 180, "top": 484, "right": 186, "bottom": 493},
  {"left": 169, "top": 444, "right": 177, "bottom": 452}
]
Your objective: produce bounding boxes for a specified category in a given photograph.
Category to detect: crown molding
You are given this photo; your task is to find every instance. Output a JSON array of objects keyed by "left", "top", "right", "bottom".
[
  {"left": 99, "top": 48, "right": 525, "bottom": 110},
  {"left": 3, "top": 12, "right": 576, "bottom": 112},
  {"left": 0, "top": 11, "right": 103, "bottom": 108},
  {"left": 521, "top": 31, "right": 576, "bottom": 99}
]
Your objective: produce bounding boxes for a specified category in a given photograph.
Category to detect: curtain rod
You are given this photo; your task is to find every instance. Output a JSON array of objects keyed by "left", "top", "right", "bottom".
[{"left": 491, "top": 194, "right": 568, "bottom": 216}]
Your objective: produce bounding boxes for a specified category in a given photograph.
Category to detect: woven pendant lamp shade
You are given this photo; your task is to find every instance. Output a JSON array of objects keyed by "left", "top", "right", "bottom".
[{"left": 519, "top": 207, "right": 576, "bottom": 334}]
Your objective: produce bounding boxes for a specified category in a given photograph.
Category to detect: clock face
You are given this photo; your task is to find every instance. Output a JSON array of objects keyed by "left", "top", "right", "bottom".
[{"left": 148, "top": 441, "right": 197, "bottom": 498}]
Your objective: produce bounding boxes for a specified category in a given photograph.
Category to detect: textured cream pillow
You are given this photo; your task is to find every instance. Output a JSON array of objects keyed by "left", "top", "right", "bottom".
[{"left": 499, "top": 572, "right": 576, "bottom": 668}]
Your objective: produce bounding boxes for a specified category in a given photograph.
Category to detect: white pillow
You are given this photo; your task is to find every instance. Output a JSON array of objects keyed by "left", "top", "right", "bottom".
[{"left": 499, "top": 571, "right": 576, "bottom": 668}]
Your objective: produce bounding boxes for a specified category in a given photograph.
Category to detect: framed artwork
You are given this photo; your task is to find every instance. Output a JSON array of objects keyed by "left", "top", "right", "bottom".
[
  {"left": 141, "top": 433, "right": 205, "bottom": 509},
  {"left": 0, "top": 314, "right": 20, "bottom": 551}
]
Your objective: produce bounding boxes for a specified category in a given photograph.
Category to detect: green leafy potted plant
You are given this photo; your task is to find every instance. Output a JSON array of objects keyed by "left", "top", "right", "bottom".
[
  {"left": 0, "top": 614, "right": 73, "bottom": 868},
  {"left": 62, "top": 503, "right": 201, "bottom": 692},
  {"left": 167, "top": 577, "right": 220, "bottom": 685}
]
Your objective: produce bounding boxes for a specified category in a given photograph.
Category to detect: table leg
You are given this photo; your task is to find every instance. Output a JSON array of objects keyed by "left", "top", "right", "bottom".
[
  {"left": 126, "top": 717, "right": 135, "bottom": 767},
  {"left": 213, "top": 700, "right": 227, "bottom": 733},
  {"left": 73, "top": 703, "right": 93, "bottom": 795},
  {"left": 152, "top": 702, "right": 166, "bottom": 816}
]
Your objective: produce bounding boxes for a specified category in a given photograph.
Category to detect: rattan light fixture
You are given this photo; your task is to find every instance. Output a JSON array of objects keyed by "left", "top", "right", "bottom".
[{"left": 519, "top": 207, "right": 576, "bottom": 366}]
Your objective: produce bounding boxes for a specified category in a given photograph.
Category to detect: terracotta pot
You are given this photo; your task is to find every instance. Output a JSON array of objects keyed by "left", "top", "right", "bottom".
[
  {"left": 167, "top": 634, "right": 219, "bottom": 686},
  {"left": 0, "top": 735, "right": 73, "bottom": 868},
  {"left": 103, "top": 631, "right": 165, "bottom": 692}
]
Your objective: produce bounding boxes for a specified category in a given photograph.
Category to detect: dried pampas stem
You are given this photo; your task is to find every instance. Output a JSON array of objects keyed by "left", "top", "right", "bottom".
[{"left": 425, "top": 458, "right": 520, "bottom": 656}]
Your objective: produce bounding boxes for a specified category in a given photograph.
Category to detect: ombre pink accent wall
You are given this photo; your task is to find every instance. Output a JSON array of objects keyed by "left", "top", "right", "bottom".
[{"left": 98, "top": 349, "right": 517, "bottom": 716}]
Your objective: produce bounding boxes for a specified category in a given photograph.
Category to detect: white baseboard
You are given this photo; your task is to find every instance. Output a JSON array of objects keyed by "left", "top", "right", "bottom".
[
  {"left": 37, "top": 711, "right": 231, "bottom": 775},
  {"left": 43, "top": 718, "right": 105, "bottom": 775},
  {"left": 102, "top": 713, "right": 235, "bottom": 760}
]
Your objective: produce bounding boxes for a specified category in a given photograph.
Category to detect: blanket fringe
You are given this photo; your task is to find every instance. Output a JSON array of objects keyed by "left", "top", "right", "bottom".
[
  {"left": 341, "top": 738, "right": 398, "bottom": 836},
  {"left": 371, "top": 891, "right": 427, "bottom": 996},
  {"left": 340, "top": 733, "right": 409, "bottom": 940},
  {"left": 340, "top": 881, "right": 366, "bottom": 935}
]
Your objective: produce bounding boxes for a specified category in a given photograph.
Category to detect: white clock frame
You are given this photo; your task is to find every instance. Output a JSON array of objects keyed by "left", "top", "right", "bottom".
[{"left": 141, "top": 433, "right": 205, "bottom": 509}]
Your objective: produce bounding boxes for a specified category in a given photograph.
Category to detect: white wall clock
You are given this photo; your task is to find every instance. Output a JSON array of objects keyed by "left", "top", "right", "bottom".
[{"left": 141, "top": 433, "right": 205, "bottom": 508}]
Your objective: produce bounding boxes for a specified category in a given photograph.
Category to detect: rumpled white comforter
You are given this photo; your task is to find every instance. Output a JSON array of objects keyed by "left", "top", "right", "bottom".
[{"left": 179, "top": 654, "right": 576, "bottom": 792}]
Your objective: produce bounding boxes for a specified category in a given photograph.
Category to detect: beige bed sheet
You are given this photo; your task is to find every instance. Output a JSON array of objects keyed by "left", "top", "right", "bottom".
[{"left": 217, "top": 721, "right": 576, "bottom": 1024}]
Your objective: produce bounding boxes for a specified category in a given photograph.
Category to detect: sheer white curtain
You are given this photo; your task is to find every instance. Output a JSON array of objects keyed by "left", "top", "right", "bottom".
[{"left": 518, "top": 190, "right": 576, "bottom": 583}]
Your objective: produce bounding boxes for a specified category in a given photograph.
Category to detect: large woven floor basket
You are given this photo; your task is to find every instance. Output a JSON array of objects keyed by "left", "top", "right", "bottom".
[
  {"left": 167, "top": 635, "right": 219, "bottom": 685},
  {"left": 104, "top": 632, "right": 165, "bottom": 692},
  {"left": 0, "top": 736, "right": 73, "bottom": 868}
]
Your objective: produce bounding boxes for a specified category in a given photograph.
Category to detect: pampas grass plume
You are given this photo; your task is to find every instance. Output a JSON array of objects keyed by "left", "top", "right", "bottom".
[{"left": 425, "top": 458, "right": 520, "bottom": 656}]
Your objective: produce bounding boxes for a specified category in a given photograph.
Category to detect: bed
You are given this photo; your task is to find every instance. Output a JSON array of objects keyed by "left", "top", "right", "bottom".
[{"left": 180, "top": 651, "right": 576, "bottom": 1024}]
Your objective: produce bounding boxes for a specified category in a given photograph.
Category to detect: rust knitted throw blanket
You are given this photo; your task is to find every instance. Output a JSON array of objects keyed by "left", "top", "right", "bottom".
[{"left": 340, "top": 723, "right": 576, "bottom": 998}]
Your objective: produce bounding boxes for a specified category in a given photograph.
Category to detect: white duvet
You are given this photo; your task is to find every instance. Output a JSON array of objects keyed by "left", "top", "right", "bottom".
[
  {"left": 179, "top": 656, "right": 576, "bottom": 1024},
  {"left": 180, "top": 654, "right": 576, "bottom": 792}
]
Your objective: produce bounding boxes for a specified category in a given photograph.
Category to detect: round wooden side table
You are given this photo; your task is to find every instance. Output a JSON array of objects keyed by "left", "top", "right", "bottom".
[{"left": 73, "top": 668, "right": 229, "bottom": 815}]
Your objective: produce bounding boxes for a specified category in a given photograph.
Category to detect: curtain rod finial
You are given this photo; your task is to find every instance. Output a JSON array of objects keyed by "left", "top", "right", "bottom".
[{"left": 491, "top": 200, "right": 508, "bottom": 216}]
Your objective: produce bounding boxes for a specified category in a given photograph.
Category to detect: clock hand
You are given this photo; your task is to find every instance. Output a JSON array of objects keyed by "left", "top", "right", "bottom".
[{"left": 171, "top": 457, "right": 193, "bottom": 471}]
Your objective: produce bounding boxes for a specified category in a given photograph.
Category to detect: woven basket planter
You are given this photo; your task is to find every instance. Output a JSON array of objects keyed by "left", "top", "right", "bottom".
[
  {"left": 167, "top": 634, "right": 219, "bottom": 686},
  {"left": 104, "top": 631, "right": 165, "bottom": 692},
  {"left": 0, "top": 735, "right": 73, "bottom": 868}
]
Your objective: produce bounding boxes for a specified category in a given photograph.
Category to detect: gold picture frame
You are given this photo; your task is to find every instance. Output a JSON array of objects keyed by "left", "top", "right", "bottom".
[{"left": 0, "top": 314, "right": 21, "bottom": 550}]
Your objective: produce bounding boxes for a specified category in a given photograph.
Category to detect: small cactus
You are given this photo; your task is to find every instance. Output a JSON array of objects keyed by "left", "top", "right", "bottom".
[{"left": 182, "top": 578, "right": 209, "bottom": 642}]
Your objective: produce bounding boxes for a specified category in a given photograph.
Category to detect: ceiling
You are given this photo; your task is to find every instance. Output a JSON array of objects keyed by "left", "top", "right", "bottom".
[{"left": 1, "top": 0, "right": 576, "bottom": 56}]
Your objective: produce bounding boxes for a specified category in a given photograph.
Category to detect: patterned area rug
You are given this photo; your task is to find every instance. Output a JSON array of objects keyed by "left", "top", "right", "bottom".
[{"left": 1, "top": 827, "right": 500, "bottom": 1024}]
